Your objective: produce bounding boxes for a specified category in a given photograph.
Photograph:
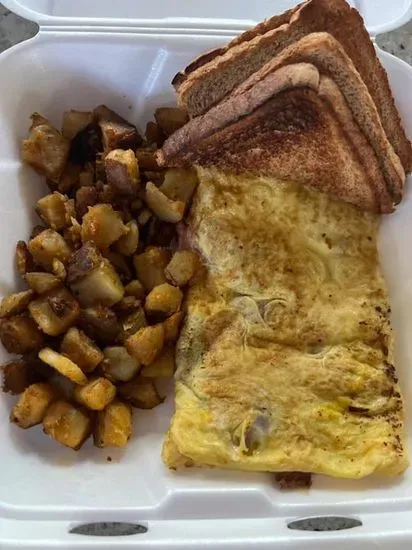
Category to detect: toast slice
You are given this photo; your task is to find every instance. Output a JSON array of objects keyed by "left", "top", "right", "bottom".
[
  {"left": 174, "top": 0, "right": 412, "bottom": 173},
  {"left": 158, "top": 63, "right": 395, "bottom": 213}
]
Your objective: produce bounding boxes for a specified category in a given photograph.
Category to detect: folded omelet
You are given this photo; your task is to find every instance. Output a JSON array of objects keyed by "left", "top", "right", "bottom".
[{"left": 163, "top": 169, "right": 408, "bottom": 478}]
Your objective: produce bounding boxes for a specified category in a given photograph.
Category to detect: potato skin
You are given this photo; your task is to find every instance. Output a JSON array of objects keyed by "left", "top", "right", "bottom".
[{"left": 118, "top": 377, "right": 163, "bottom": 409}]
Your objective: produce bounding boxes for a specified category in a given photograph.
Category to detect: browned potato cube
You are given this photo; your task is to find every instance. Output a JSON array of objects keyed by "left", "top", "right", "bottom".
[
  {"left": 36, "top": 192, "right": 71, "bottom": 231},
  {"left": 103, "top": 251, "right": 133, "bottom": 282},
  {"left": 124, "top": 279, "right": 145, "bottom": 299},
  {"left": 121, "top": 307, "right": 147, "bottom": 341},
  {"left": 145, "top": 121, "right": 165, "bottom": 147},
  {"left": 160, "top": 168, "right": 198, "bottom": 202},
  {"left": 141, "top": 346, "right": 175, "bottom": 378},
  {"left": 28, "top": 229, "right": 72, "bottom": 271},
  {"left": 0, "top": 290, "right": 34, "bottom": 318},
  {"left": 94, "top": 105, "right": 142, "bottom": 152},
  {"left": 118, "top": 378, "right": 162, "bottom": 409},
  {"left": 25, "top": 272, "right": 61, "bottom": 294},
  {"left": 145, "top": 283, "right": 182, "bottom": 318},
  {"left": 71, "top": 259, "right": 124, "bottom": 307},
  {"left": 114, "top": 220, "right": 139, "bottom": 256},
  {"left": 133, "top": 247, "right": 169, "bottom": 291},
  {"left": 2, "top": 361, "right": 35, "bottom": 394},
  {"left": 0, "top": 315, "right": 44, "bottom": 354},
  {"left": 135, "top": 148, "right": 160, "bottom": 171},
  {"left": 62, "top": 110, "right": 93, "bottom": 140},
  {"left": 38, "top": 348, "right": 88, "bottom": 385},
  {"left": 154, "top": 107, "right": 189, "bottom": 136},
  {"left": 102, "top": 346, "right": 140, "bottom": 382},
  {"left": 105, "top": 149, "right": 139, "bottom": 195},
  {"left": 94, "top": 400, "right": 132, "bottom": 448},
  {"left": 77, "top": 306, "right": 121, "bottom": 345},
  {"left": 112, "top": 296, "right": 140, "bottom": 315},
  {"left": 163, "top": 311, "right": 184, "bottom": 343},
  {"left": 126, "top": 324, "right": 164, "bottom": 366},
  {"left": 74, "top": 377, "right": 116, "bottom": 410},
  {"left": 16, "top": 241, "right": 35, "bottom": 276},
  {"left": 29, "top": 287, "right": 79, "bottom": 336},
  {"left": 75, "top": 185, "right": 98, "bottom": 219},
  {"left": 165, "top": 250, "right": 201, "bottom": 287},
  {"left": 81, "top": 204, "right": 126, "bottom": 250},
  {"left": 67, "top": 241, "right": 101, "bottom": 282},
  {"left": 11, "top": 383, "right": 57, "bottom": 428},
  {"left": 61, "top": 327, "right": 103, "bottom": 373},
  {"left": 43, "top": 400, "right": 92, "bottom": 449},
  {"left": 22, "top": 113, "right": 70, "bottom": 182},
  {"left": 145, "top": 182, "right": 185, "bottom": 223}
]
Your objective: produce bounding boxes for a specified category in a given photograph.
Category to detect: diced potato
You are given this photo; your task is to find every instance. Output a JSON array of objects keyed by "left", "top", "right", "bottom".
[
  {"left": 133, "top": 247, "right": 169, "bottom": 291},
  {"left": 145, "top": 121, "right": 165, "bottom": 147},
  {"left": 74, "top": 377, "right": 116, "bottom": 410},
  {"left": 145, "top": 283, "right": 182, "bottom": 318},
  {"left": 121, "top": 307, "right": 147, "bottom": 341},
  {"left": 137, "top": 208, "right": 152, "bottom": 226},
  {"left": 0, "top": 290, "right": 34, "bottom": 318},
  {"left": 22, "top": 113, "right": 70, "bottom": 182},
  {"left": 105, "top": 149, "right": 139, "bottom": 195},
  {"left": 0, "top": 315, "right": 44, "bottom": 354},
  {"left": 25, "top": 272, "right": 62, "bottom": 294},
  {"left": 141, "top": 346, "right": 175, "bottom": 378},
  {"left": 94, "top": 400, "right": 132, "bottom": 448},
  {"left": 118, "top": 378, "right": 163, "bottom": 409},
  {"left": 11, "top": 383, "right": 57, "bottom": 429},
  {"left": 78, "top": 306, "right": 121, "bottom": 345},
  {"left": 67, "top": 241, "right": 101, "bottom": 283},
  {"left": 28, "top": 229, "right": 72, "bottom": 271},
  {"left": 114, "top": 220, "right": 139, "bottom": 256},
  {"left": 94, "top": 105, "right": 142, "bottom": 152},
  {"left": 43, "top": 400, "right": 92, "bottom": 450},
  {"left": 36, "top": 192, "right": 71, "bottom": 230},
  {"left": 61, "top": 327, "right": 103, "bottom": 373},
  {"left": 160, "top": 168, "right": 198, "bottom": 202},
  {"left": 71, "top": 259, "right": 124, "bottom": 307},
  {"left": 81, "top": 204, "right": 126, "bottom": 250},
  {"left": 112, "top": 296, "right": 140, "bottom": 315},
  {"left": 124, "top": 279, "right": 145, "bottom": 300},
  {"left": 135, "top": 148, "right": 160, "bottom": 171},
  {"left": 165, "top": 250, "right": 201, "bottom": 287},
  {"left": 103, "top": 251, "right": 133, "bottom": 282},
  {"left": 52, "top": 258, "right": 67, "bottom": 281},
  {"left": 29, "top": 287, "right": 80, "bottom": 336},
  {"left": 163, "top": 311, "right": 184, "bottom": 343},
  {"left": 102, "top": 346, "right": 141, "bottom": 382},
  {"left": 2, "top": 361, "right": 34, "bottom": 395},
  {"left": 58, "top": 162, "right": 81, "bottom": 193},
  {"left": 16, "top": 241, "right": 35, "bottom": 276},
  {"left": 126, "top": 324, "right": 164, "bottom": 366},
  {"left": 154, "top": 107, "right": 189, "bottom": 136},
  {"left": 145, "top": 182, "right": 185, "bottom": 223},
  {"left": 38, "top": 348, "right": 88, "bottom": 385},
  {"left": 62, "top": 110, "right": 93, "bottom": 140},
  {"left": 75, "top": 185, "right": 98, "bottom": 219},
  {"left": 63, "top": 223, "right": 82, "bottom": 251}
]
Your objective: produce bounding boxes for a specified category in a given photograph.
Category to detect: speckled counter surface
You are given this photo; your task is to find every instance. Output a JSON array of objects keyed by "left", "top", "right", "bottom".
[{"left": 1, "top": 2, "right": 412, "bottom": 62}]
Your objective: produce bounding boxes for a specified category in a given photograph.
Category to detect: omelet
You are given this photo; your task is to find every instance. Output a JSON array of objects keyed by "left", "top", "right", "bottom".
[{"left": 163, "top": 169, "right": 408, "bottom": 478}]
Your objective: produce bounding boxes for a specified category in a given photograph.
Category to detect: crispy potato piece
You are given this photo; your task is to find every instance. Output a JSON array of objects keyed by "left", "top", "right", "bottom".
[
  {"left": 43, "top": 400, "right": 92, "bottom": 449},
  {"left": 105, "top": 149, "right": 139, "bottom": 195},
  {"left": 135, "top": 148, "right": 160, "bottom": 171},
  {"left": 0, "top": 290, "right": 34, "bottom": 318},
  {"left": 154, "top": 107, "right": 188, "bottom": 136},
  {"left": 141, "top": 346, "right": 175, "bottom": 378},
  {"left": 124, "top": 279, "right": 145, "bottom": 300},
  {"left": 137, "top": 208, "right": 152, "bottom": 226},
  {"left": 78, "top": 306, "right": 121, "bottom": 345},
  {"left": 25, "top": 272, "right": 61, "bottom": 294},
  {"left": 62, "top": 110, "right": 93, "bottom": 140},
  {"left": 163, "top": 311, "right": 184, "bottom": 343},
  {"left": 75, "top": 186, "right": 98, "bottom": 219},
  {"left": 145, "top": 283, "right": 182, "bottom": 318},
  {"left": 58, "top": 162, "right": 81, "bottom": 193},
  {"left": 121, "top": 307, "right": 147, "bottom": 341},
  {"left": 74, "top": 377, "right": 116, "bottom": 410},
  {"left": 38, "top": 348, "right": 88, "bottom": 385},
  {"left": 11, "top": 383, "right": 57, "bottom": 428},
  {"left": 22, "top": 113, "right": 70, "bottom": 183},
  {"left": 160, "top": 168, "right": 198, "bottom": 202},
  {"left": 67, "top": 241, "right": 101, "bottom": 283},
  {"left": 52, "top": 258, "right": 67, "bottom": 281},
  {"left": 94, "top": 105, "right": 142, "bottom": 152},
  {"left": 16, "top": 241, "right": 35, "bottom": 276},
  {"left": 81, "top": 204, "right": 126, "bottom": 250},
  {"left": 36, "top": 192, "right": 71, "bottom": 230},
  {"left": 102, "top": 346, "right": 141, "bottom": 382},
  {"left": 145, "top": 182, "right": 185, "bottom": 223},
  {"left": 2, "top": 360, "right": 35, "bottom": 394},
  {"left": 71, "top": 259, "right": 124, "bottom": 307},
  {"left": 114, "top": 220, "right": 139, "bottom": 256},
  {"left": 133, "top": 247, "right": 169, "bottom": 291},
  {"left": 0, "top": 315, "right": 44, "bottom": 354},
  {"left": 28, "top": 229, "right": 72, "bottom": 271},
  {"left": 126, "top": 324, "right": 164, "bottom": 366},
  {"left": 165, "top": 250, "right": 201, "bottom": 287},
  {"left": 118, "top": 377, "right": 163, "bottom": 409},
  {"left": 29, "top": 287, "right": 79, "bottom": 336},
  {"left": 61, "top": 327, "right": 103, "bottom": 373},
  {"left": 145, "top": 121, "right": 165, "bottom": 147},
  {"left": 94, "top": 400, "right": 132, "bottom": 448}
]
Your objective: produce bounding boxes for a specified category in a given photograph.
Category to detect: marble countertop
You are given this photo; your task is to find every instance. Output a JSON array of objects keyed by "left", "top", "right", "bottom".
[{"left": 1, "top": 2, "right": 412, "bottom": 62}]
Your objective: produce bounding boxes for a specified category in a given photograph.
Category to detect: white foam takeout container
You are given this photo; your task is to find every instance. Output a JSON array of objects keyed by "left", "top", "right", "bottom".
[{"left": 1, "top": 0, "right": 412, "bottom": 548}]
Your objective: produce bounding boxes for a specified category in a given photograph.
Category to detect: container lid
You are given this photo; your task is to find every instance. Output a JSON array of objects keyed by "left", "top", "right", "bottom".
[{"left": 3, "top": 0, "right": 412, "bottom": 36}]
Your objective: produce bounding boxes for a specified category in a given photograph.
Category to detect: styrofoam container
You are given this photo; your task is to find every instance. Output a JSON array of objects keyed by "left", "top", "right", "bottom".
[{"left": 1, "top": 1, "right": 412, "bottom": 548}]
